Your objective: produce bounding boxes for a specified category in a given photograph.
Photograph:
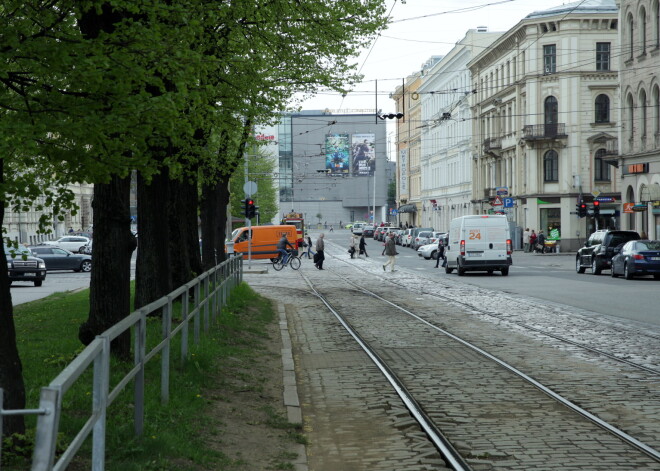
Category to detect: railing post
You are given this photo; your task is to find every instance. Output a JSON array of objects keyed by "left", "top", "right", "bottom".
[
  {"left": 193, "top": 282, "right": 201, "bottom": 344},
  {"left": 161, "top": 296, "right": 173, "bottom": 404},
  {"left": 203, "top": 275, "right": 210, "bottom": 332},
  {"left": 134, "top": 310, "right": 147, "bottom": 436},
  {"left": 30, "top": 388, "right": 60, "bottom": 471},
  {"left": 181, "top": 288, "right": 189, "bottom": 365},
  {"left": 91, "top": 335, "right": 110, "bottom": 470}
]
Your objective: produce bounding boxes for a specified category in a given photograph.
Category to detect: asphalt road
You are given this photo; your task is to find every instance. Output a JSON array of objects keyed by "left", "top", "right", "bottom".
[{"left": 320, "top": 229, "right": 659, "bottom": 327}]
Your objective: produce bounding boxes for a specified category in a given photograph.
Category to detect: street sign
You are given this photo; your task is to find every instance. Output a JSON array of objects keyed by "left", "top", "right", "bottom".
[
  {"left": 503, "top": 197, "right": 514, "bottom": 208},
  {"left": 391, "top": 209, "right": 398, "bottom": 215},
  {"left": 243, "top": 181, "right": 257, "bottom": 196},
  {"left": 595, "top": 196, "right": 615, "bottom": 203},
  {"left": 591, "top": 190, "right": 601, "bottom": 198},
  {"left": 492, "top": 196, "right": 503, "bottom": 206},
  {"left": 496, "top": 187, "right": 509, "bottom": 196},
  {"left": 623, "top": 202, "right": 634, "bottom": 214}
]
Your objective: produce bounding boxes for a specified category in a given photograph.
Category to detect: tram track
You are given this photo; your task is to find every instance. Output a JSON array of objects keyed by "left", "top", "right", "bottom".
[{"left": 291, "top": 265, "right": 660, "bottom": 469}]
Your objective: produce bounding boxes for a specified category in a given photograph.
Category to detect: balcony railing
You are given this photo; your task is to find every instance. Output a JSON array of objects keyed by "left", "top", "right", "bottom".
[
  {"left": 522, "top": 123, "right": 567, "bottom": 140},
  {"left": 483, "top": 137, "right": 502, "bottom": 151},
  {"left": 604, "top": 138, "right": 619, "bottom": 156}
]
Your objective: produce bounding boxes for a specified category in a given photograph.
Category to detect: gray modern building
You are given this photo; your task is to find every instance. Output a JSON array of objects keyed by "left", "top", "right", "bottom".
[{"left": 278, "top": 111, "right": 390, "bottom": 226}]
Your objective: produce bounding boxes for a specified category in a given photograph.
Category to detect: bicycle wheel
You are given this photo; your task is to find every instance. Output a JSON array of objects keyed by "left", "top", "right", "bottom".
[
  {"left": 272, "top": 258, "right": 284, "bottom": 271},
  {"left": 289, "top": 256, "right": 301, "bottom": 270}
]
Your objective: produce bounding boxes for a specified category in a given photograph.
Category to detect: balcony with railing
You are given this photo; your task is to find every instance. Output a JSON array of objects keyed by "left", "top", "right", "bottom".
[
  {"left": 604, "top": 138, "right": 618, "bottom": 156},
  {"left": 483, "top": 137, "right": 501, "bottom": 151},
  {"left": 522, "top": 123, "right": 567, "bottom": 140}
]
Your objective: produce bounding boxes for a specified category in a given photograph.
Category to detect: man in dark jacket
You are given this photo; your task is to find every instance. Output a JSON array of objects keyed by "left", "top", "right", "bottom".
[
  {"left": 277, "top": 234, "right": 295, "bottom": 265},
  {"left": 434, "top": 236, "right": 446, "bottom": 268}
]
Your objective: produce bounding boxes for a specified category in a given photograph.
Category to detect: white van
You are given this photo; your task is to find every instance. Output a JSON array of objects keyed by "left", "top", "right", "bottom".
[{"left": 445, "top": 215, "right": 512, "bottom": 276}]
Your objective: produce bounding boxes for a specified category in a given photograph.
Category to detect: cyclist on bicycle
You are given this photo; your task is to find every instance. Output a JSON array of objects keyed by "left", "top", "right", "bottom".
[{"left": 277, "top": 234, "right": 295, "bottom": 265}]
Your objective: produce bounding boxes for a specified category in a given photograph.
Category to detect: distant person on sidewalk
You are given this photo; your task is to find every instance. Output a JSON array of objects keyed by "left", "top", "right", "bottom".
[
  {"left": 348, "top": 234, "right": 357, "bottom": 258},
  {"left": 529, "top": 230, "right": 537, "bottom": 252},
  {"left": 523, "top": 228, "right": 531, "bottom": 252},
  {"left": 382, "top": 233, "right": 397, "bottom": 272},
  {"left": 314, "top": 233, "right": 325, "bottom": 269},
  {"left": 434, "top": 236, "right": 446, "bottom": 268}
]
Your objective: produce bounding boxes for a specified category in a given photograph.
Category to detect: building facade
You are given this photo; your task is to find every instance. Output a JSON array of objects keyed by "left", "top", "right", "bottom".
[
  {"left": 469, "top": 0, "right": 620, "bottom": 251},
  {"left": 418, "top": 29, "right": 502, "bottom": 232},
  {"left": 277, "top": 111, "right": 389, "bottom": 226},
  {"left": 617, "top": 0, "right": 660, "bottom": 238}
]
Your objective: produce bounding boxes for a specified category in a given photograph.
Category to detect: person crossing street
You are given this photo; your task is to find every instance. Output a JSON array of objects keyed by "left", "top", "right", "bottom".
[{"left": 382, "top": 232, "right": 397, "bottom": 272}]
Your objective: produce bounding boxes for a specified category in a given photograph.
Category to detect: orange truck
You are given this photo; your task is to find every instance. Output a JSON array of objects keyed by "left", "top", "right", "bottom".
[{"left": 227, "top": 225, "right": 297, "bottom": 260}]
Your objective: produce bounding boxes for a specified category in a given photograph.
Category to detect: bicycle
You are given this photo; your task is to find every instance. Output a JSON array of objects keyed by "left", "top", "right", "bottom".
[{"left": 272, "top": 249, "right": 301, "bottom": 271}]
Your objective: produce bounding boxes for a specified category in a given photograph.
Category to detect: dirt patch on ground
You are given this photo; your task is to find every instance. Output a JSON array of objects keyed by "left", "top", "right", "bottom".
[{"left": 201, "top": 309, "right": 304, "bottom": 470}]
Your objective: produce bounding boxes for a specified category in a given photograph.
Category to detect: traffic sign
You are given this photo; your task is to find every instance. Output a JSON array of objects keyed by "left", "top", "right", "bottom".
[
  {"left": 243, "top": 181, "right": 257, "bottom": 196},
  {"left": 492, "top": 196, "right": 503, "bottom": 206},
  {"left": 503, "top": 197, "right": 514, "bottom": 208}
]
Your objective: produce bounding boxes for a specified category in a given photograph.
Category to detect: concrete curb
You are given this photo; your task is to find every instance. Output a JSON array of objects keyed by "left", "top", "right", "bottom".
[{"left": 278, "top": 304, "right": 308, "bottom": 471}]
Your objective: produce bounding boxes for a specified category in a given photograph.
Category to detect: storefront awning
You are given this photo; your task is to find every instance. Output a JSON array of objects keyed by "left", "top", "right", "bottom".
[
  {"left": 640, "top": 184, "right": 660, "bottom": 203},
  {"left": 398, "top": 204, "right": 417, "bottom": 213}
]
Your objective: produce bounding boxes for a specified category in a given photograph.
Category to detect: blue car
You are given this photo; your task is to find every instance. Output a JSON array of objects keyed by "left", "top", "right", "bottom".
[{"left": 611, "top": 240, "right": 660, "bottom": 280}]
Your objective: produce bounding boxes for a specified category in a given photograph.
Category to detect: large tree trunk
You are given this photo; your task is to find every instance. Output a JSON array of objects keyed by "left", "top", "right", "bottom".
[
  {"left": 79, "top": 177, "right": 135, "bottom": 358},
  {"left": 0, "top": 159, "right": 26, "bottom": 438},
  {"left": 135, "top": 169, "right": 173, "bottom": 310},
  {"left": 168, "top": 177, "right": 202, "bottom": 288},
  {"left": 200, "top": 177, "right": 230, "bottom": 270}
]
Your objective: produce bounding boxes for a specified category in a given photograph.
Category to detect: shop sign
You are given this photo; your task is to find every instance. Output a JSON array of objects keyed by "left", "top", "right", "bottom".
[
  {"left": 623, "top": 202, "right": 635, "bottom": 214},
  {"left": 623, "top": 163, "right": 649, "bottom": 175},
  {"left": 632, "top": 204, "right": 648, "bottom": 212},
  {"left": 495, "top": 187, "right": 509, "bottom": 196},
  {"left": 595, "top": 196, "right": 615, "bottom": 203}
]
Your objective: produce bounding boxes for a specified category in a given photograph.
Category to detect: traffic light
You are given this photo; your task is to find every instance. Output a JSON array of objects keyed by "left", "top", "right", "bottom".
[
  {"left": 377, "top": 112, "right": 404, "bottom": 120},
  {"left": 592, "top": 200, "right": 600, "bottom": 217},
  {"left": 246, "top": 199, "right": 256, "bottom": 218},
  {"left": 577, "top": 201, "right": 587, "bottom": 218}
]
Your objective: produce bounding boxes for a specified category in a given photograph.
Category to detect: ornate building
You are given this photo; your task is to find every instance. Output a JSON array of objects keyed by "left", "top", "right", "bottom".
[
  {"left": 469, "top": 0, "right": 620, "bottom": 251},
  {"left": 617, "top": 0, "right": 660, "bottom": 238}
]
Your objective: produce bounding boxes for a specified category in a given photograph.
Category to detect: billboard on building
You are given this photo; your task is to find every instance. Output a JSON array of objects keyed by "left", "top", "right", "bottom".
[
  {"left": 351, "top": 133, "right": 375, "bottom": 176},
  {"left": 325, "top": 133, "right": 350, "bottom": 174},
  {"left": 399, "top": 148, "right": 408, "bottom": 194}
]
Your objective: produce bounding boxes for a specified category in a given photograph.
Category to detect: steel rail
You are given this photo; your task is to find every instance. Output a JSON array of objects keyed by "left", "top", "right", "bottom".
[{"left": 299, "top": 271, "right": 473, "bottom": 471}]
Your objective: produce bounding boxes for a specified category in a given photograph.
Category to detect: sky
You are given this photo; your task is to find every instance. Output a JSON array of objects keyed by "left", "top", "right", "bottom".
[{"left": 298, "top": 0, "right": 583, "bottom": 113}]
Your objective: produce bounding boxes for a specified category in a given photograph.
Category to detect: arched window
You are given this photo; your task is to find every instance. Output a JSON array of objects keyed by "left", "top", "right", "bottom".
[
  {"left": 640, "top": 7, "right": 648, "bottom": 53},
  {"left": 627, "top": 93, "right": 635, "bottom": 142},
  {"left": 628, "top": 13, "right": 635, "bottom": 59},
  {"left": 639, "top": 88, "right": 648, "bottom": 139},
  {"left": 544, "top": 96, "right": 558, "bottom": 137},
  {"left": 655, "top": 0, "right": 660, "bottom": 47},
  {"left": 543, "top": 150, "right": 559, "bottom": 182},
  {"left": 594, "top": 148, "right": 611, "bottom": 181},
  {"left": 654, "top": 85, "right": 660, "bottom": 136},
  {"left": 595, "top": 94, "right": 610, "bottom": 123}
]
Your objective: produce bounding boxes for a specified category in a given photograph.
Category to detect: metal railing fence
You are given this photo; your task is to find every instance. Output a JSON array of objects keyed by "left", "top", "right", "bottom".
[{"left": 0, "top": 254, "right": 243, "bottom": 470}]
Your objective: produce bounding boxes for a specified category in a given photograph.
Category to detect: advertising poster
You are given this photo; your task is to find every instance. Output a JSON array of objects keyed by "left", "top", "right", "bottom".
[
  {"left": 351, "top": 133, "right": 375, "bottom": 176},
  {"left": 325, "top": 134, "right": 350, "bottom": 174}
]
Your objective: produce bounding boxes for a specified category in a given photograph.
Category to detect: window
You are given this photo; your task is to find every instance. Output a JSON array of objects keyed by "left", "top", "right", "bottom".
[
  {"left": 595, "top": 94, "right": 610, "bottom": 123},
  {"left": 640, "top": 88, "right": 648, "bottom": 139},
  {"left": 627, "top": 93, "right": 635, "bottom": 142},
  {"left": 543, "top": 44, "right": 556, "bottom": 73},
  {"left": 654, "top": 85, "right": 660, "bottom": 135},
  {"left": 596, "top": 42, "right": 610, "bottom": 70},
  {"left": 628, "top": 14, "right": 634, "bottom": 59},
  {"left": 594, "top": 148, "right": 611, "bottom": 181},
  {"left": 543, "top": 150, "right": 559, "bottom": 182},
  {"left": 640, "top": 7, "right": 647, "bottom": 54},
  {"left": 544, "top": 96, "right": 558, "bottom": 136}
]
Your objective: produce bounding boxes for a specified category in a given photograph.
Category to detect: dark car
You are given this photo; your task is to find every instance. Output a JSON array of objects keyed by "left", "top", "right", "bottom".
[
  {"left": 4, "top": 244, "right": 47, "bottom": 286},
  {"left": 576, "top": 230, "right": 640, "bottom": 275},
  {"left": 363, "top": 225, "right": 375, "bottom": 238},
  {"left": 611, "top": 240, "right": 660, "bottom": 280},
  {"left": 29, "top": 246, "right": 92, "bottom": 272}
]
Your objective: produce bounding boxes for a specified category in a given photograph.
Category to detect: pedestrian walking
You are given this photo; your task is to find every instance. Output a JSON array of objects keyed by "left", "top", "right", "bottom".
[
  {"left": 382, "top": 233, "right": 397, "bottom": 272},
  {"left": 434, "top": 236, "right": 446, "bottom": 268},
  {"left": 305, "top": 235, "right": 316, "bottom": 259},
  {"left": 359, "top": 234, "right": 368, "bottom": 257},
  {"left": 536, "top": 230, "right": 546, "bottom": 253},
  {"left": 523, "top": 228, "right": 531, "bottom": 253},
  {"left": 348, "top": 234, "right": 357, "bottom": 259},
  {"left": 314, "top": 233, "right": 325, "bottom": 269},
  {"left": 529, "top": 230, "right": 537, "bottom": 252},
  {"left": 329, "top": 225, "right": 334, "bottom": 232}
]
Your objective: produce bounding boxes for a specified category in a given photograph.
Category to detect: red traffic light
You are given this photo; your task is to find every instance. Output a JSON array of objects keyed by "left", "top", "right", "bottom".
[
  {"left": 593, "top": 200, "right": 600, "bottom": 207},
  {"left": 246, "top": 199, "right": 254, "bottom": 205}
]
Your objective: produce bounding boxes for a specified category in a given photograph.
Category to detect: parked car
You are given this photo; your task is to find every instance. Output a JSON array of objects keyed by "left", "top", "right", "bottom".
[
  {"left": 408, "top": 227, "right": 433, "bottom": 249},
  {"left": 5, "top": 244, "right": 47, "bottom": 286},
  {"left": 428, "top": 231, "right": 446, "bottom": 245},
  {"left": 417, "top": 243, "right": 439, "bottom": 260},
  {"left": 610, "top": 240, "right": 660, "bottom": 280},
  {"left": 42, "top": 235, "right": 91, "bottom": 253},
  {"left": 351, "top": 222, "right": 366, "bottom": 235},
  {"left": 363, "top": 225, "right": 375, "bottom": 237},
  {"left": 401, "top": 228, "right": 414, "bottom": 247},
  {"left": 394, "top": 229, "right": 406, "bottom": 245},
  {"left": 411, "top": 230, "right": 434, "bottom": 250},
  {"left": 80, "top": 240, "right": 93, "bottom": 255},
  {"left": 29, "top": 246, "right": 92, "bottom": 272},
  {"left": 384, "top": 228, "right": 401, "bottom": 242},
  {"left": 576, "top": 230, "right": 640, "bottom": 275}
]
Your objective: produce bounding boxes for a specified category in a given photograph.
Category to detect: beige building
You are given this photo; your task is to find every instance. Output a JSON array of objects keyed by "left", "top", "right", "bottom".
[
  {"left": 617, "top": 0, "right": 660, "bottom": 238},
  {"left": 392, "top": 70, "right": 426, "bottom": 227},
  {"left": 469, "top": 0, "right": 620, "bottom": 251}
]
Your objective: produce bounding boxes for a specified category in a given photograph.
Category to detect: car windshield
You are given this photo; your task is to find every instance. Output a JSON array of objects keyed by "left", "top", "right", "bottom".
[{"left": 637, "top": 241, "right": 660, "bottom": 250}]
